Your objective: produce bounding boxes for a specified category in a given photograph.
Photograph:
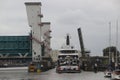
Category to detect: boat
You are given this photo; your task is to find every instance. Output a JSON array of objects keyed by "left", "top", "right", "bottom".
[
  {"left": 104, "top": 22, "right": 112, "bottom": 77},
  {"left": 111, "top": 20, "right": 120, "bottom": 79},
  {"left": 111, "top": 69, "right": 120, "bottom": 79},
  {"left": 105, "top": 21, "right": 119, "bottom": 78},
  {"left": 104, "top": 68, "right": 112, "bottom": 77},
  {"left": 56, "top": 34, "right": 81, "bottom": 73}
]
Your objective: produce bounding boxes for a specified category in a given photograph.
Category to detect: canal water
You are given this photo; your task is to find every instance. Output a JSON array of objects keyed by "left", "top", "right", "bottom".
[{"left": 0, "top": 68, "right": 111, "bottom": 80}]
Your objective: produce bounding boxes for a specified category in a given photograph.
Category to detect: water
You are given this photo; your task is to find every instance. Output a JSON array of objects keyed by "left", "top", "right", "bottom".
[{"left": 0, "top": 68, "right": 111, "bottom": 80}]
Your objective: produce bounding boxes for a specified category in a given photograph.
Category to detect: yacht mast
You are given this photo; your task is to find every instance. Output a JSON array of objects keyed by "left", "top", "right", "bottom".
[
  {"left": 109, "top": 22, "right": 111, "bottom": 64},
  {"left": 115, "top": 20, "right": 118, "bottom": 64}
]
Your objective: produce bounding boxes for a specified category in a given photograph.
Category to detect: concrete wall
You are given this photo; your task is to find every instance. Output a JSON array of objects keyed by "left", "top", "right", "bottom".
[{"left": 25, "top": 2, "right": 42, "bottom": 62}]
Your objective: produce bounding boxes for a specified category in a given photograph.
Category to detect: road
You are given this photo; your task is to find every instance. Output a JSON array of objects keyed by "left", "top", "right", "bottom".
[{"left": 0, "top": 68, "right": 111, "bottom": 80}]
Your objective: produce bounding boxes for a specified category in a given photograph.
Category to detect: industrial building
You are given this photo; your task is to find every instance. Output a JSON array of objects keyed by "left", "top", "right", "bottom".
[{"left": 0, "top": 36, "right": 32, "bottom": 67}]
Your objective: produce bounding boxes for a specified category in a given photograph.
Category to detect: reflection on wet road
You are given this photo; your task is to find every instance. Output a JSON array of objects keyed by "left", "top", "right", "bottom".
[{"left": 0, "top": 68, "right": 111, "bottom": 80}]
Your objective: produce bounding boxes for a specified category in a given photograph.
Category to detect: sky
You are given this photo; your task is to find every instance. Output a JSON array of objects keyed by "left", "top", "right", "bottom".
[{"left": 0, "top": 0, "right": 120, "bottom": 56}]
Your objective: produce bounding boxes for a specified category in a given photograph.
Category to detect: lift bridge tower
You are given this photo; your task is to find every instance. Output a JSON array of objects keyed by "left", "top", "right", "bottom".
[{"left": 25, "top": 2, "right": 51, "bottom": 64}]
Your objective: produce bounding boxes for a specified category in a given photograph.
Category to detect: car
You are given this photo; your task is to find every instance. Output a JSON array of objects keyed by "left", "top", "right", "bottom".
[{"left": 111, "top": 69, "right": 120, "bottom": 80}]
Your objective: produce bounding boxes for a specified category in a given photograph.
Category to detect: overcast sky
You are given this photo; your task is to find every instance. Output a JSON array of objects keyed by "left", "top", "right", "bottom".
[{"left": 0, "top": 0, "right": 120, "bottom": 56}]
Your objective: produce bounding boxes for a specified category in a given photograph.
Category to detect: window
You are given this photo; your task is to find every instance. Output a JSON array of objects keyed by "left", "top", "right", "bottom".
[{"left": 34, "top": 52, "right": 36, "bottom": 55}]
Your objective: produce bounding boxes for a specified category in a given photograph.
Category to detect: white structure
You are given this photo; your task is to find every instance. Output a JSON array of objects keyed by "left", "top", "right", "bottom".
[
  {"left": 42, "top": 22, "right": 52, "bottom": 57},
  {"left": 50, "top": 50, "right": 81, "bottom": 62},
  {"left": 25, "top": 2, "right": 51, "bottom": 62}
]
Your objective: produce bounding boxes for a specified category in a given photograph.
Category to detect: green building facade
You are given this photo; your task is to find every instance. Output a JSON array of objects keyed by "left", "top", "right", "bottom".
[
  {"left": 0, "top": 36, "right": 32, "bottom": 57},
  {"left": 0, "top": 36, "right": 32, "bottom": 67}
]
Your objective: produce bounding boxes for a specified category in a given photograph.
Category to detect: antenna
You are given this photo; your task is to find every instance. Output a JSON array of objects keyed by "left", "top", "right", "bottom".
[{"left": 66, "top": 34, "right": 70, "bottom": 45}]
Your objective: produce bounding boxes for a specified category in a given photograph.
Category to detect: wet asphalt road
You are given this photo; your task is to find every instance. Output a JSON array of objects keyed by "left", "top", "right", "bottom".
[{"left": 0, "top": 68, "right": 111, "bottom": 80}]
